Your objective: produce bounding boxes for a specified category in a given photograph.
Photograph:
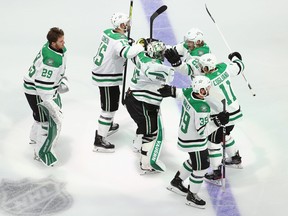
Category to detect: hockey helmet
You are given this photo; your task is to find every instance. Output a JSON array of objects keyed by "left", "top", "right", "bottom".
[
  {"left": 111, "top": 12, "right": 130, "bottom": 29},
  {"left": 198, "top": 53, "right": 217, "bottom": 73},
  {"left": 192, "top": 75, "right": 211, "bottom": 97}
]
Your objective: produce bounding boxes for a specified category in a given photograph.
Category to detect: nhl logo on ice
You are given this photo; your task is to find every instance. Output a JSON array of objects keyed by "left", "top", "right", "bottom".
[{"left": 0, "top": 177, "right": 73, "bottom": 216}]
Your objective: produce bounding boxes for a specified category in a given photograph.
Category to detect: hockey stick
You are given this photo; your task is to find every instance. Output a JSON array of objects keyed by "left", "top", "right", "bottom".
[
  {"left": 150, "top": 5, "right": 168, "bottom": 40},
  {"left": 205, "top": 4, "right": 256, "bottom": 97},
  {"left": 149, "top": 5, "right": 168, "bottom": 139},
  {"left": 221, "top": 99, "right": 226, "bottom": 192},
  {"left": 121, "top": 0, "right": 134, "bottom": 105}
]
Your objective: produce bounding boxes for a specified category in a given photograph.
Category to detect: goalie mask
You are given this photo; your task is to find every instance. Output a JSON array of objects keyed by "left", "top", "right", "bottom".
[
  {"left": 198, "top": 53, "right": 217, "bottom": 74},
  {"left": 111, "top": 12, "right": 130, "bottom": 31},
  {"left": 147, "top": 41, "right": 166, "bottom": 61},
  {"left": 192, "top": 75, "right": 211, "bottom": 97}
]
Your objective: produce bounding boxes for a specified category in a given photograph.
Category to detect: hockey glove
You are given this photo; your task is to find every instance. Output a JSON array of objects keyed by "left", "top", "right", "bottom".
[
  {"left": 58, "top": 76, "right": 69, "bottom": 94},
  {"left": 228, "top": 52, "right": 242, "bottom": 61},
  {"left": 164, "top": 48, "right": 182, "bottom": 67},
  {"left": 213, "top": 111, "right": 230, "bottom": 127},
  {"left": 136, "top": 38, "right": 148, "bottom": 50},
  {"left": 128, "top": 37, "right": 135, "bottom": 46},
  {"left": 157, "top": 84, "right": 176, "bottom": 98}
]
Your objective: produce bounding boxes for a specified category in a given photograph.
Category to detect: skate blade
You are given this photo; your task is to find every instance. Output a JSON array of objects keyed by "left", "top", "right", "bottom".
[
  {"left": 132, "top": 146, "right": 140, "bottom": 153},
  {"left": 140, "top": 169, "right": 160, "bottom": 175},
  {"left": 93, "top": 147, "right": 115, "bottom": 153},
  {"left": 204, "top": 178, "right": 222, "bottom": 186},
  {"left": 185, "top": 201, "right": 206, "bottom": 209},
  {"left": 225, "top": 164, "right": 243, "bottom": 169},
  {"left": 166, "top": 186, "right": 187, "bottom": 196}
]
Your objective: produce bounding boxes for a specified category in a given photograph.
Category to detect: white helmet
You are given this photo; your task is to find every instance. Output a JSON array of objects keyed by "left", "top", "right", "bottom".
[
  {"left": 147, "top": 41, "right": 166, "bottom": 60},
  {"left": 198, "top": 53, "right": 217, "bottom": 73},
  {"left": 111, "top": 12, "right": 130, "bottom": 29},
  {"left": 192, "top": 75, "right": 211, "bottom": 97},
  {"left": 184, "top": 28, "right": 204, "bottom": 43}
]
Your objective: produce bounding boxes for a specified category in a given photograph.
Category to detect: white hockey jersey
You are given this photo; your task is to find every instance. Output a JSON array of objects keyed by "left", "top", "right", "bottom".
[
  {"left": 23, "top": 42, "right": 67, "bottom": 101},
  {"left": 92, "top": 28, "right": 144, "bottom": 87},
  {"left": 187, "top": 58, "right": 245, "bottom": 124},
  {"left": 177, "top": 88, "right": 218, "bottom": 152},
  {"left": 129, "top": 52, "right": 174, "bottom": 106}
]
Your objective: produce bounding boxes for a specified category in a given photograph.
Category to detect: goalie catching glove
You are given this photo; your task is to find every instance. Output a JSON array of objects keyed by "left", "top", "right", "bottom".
[
  {"left": 164, "top": 48, "right": 182, "bottom": 67},
  {"left": 157, "top": 84, "right": 176, "bottom": 98}
]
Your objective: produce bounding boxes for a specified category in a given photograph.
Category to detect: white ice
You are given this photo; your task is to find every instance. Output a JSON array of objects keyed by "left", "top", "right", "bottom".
[{"left": 0, "top": 0, "right": 287, "bottom": 215}]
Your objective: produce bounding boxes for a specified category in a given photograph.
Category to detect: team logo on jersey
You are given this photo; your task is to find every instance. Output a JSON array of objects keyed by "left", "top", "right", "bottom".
[
  {"left": 198, "top": 50, "right": 204, "bottom": 56},
  {"left": 200, "top": 105, "right": 208, "bottom": 112},
  {"left": 0, "top": 177, "right": 73, "bottom": 216},
  {"left": 47, "top": 58, "right": 54, "bottom": 66}
]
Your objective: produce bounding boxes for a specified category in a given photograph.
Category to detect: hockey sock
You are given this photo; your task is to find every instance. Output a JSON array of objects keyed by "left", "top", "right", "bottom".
[
  {"left": 208, "top": 141, "right": 223, "bottom": 170},
  {"left": 224, "top": 135, "right": 238, "bottom": 158},
  {"left": 98, "top": 111, "right": 115, "bottom": 137},
  {"left": 178, "top": 159, "right": 193, "bottom": 181},
  {"left": 189, "top": 169, "right": 206, "bottom": 194}
]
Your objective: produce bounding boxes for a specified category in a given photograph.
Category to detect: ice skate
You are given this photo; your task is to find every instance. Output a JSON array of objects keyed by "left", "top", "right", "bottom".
[
  {"left": 139, "top": 162, "right": 160, "bottom": 175},
  {"left": 107, "top": 123, "right": 119, "bottom": 137},
  {"left": 33, "top": 150, "right": 41, "bottom": 162},
  {"left": 186, "top": 190, "right": 206, "bottom": 209},
  {"left": 225, "top": 151, "right": 243, "bottom": 169},
  {"left": 204, "top": 166, "right": 222, "bottom": 186},
  {"left": 167, "top": 171, "right": 188, "bottom": 196},
  {"left": 93, "top": 131, "right": 115, "bottom": 153}
]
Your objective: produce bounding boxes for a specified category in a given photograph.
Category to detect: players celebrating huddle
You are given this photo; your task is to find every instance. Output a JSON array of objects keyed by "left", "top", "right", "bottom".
[{"left": 23, "top": 10, "right": 246, "bottom": 210}]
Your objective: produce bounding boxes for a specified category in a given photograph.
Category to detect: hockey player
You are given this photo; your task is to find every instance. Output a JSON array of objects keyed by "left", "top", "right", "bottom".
[
  {"left": 164, "top": 28, "right": 211, "bottom": 76},
  {"left": 195, "top": 53, "right": 245, "bottom": 185},
  {"left": 125, "top": 40, "right": 174, "bottom": 173},
  {"left": 91, "top": 12, "right": 145, "bottom": 153},
  {"left": 157, "top": 76, "right": 229, "bottom": 208},
  {"left": 24, "top": 27, "right": 68, "bottom": 167}
]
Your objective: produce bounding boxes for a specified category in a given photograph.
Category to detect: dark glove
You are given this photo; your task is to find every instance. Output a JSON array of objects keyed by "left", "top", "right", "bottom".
[
  {"left": 128, "top": 37, "right": 135, "bottom": 46},
  {"left": 213, "top": 111, "right": 229, "bottom": 127},
  {"left": 228, "top": 52, "right": 242, "bottom": 61},
  {"left": 164, "top": 48, "right": 182, "bottom": 67},
  {"left": 146, "top": 38, "right": 159, "bottom": 43},
  {"left": 157, "top": 84, "right": 176, "bottom": 98}
]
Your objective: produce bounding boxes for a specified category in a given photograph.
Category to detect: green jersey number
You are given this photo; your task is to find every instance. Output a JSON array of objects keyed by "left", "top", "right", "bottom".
[
  {"left": 180, "top": 109, "right": 190, "bottom": 133},
  {"left": 219, "top": 80, "right": 236, "bottom": 105},
  {"left": 94, "top": 42, "right": 107, "bottom": 66},
  {"left": 41, "top": 68, "right": 53, "bottom": 78},
  {"left": 28, "top": 52, "right": 41, "bottom": 77},
  {"left": 131, "top": 68, "right": 140, "bottom": 84}
]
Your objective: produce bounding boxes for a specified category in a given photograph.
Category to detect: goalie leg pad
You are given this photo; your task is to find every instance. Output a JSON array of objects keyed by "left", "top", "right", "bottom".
[
  {"left": 140, "top": 115, "right": 166, "bottom": 172},
  {"left": 37, "top": 97, "right": 62, "bottom": 167}
]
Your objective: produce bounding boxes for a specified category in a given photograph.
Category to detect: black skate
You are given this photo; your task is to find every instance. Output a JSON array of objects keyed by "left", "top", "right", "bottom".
[
  {"left": 93, "top": 131, "right": 115, "bottom": 153},
  {"left": 225, "top": 151, "right": 243, "bottom": 169},
  {"left": 107, "top": 123, "right": 119, "bottom": 137},
  {"left": 186, "top": 190, "right": 206, "bottom": 209},
  {"left": 204, "top": 166, "right": 222, "bottom": 186},
  {"left": 167, "top": 171, "right": 188, "bottom": 196}
]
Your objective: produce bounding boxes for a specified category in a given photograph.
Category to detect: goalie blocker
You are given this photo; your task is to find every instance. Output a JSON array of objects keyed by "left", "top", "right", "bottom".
[{"left": 37, "top": 94, "right": 63, "bottom": 167}]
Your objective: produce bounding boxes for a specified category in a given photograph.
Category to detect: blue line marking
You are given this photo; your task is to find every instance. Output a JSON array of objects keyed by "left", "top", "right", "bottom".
[{"left": 139, "top": 0, "right": 241, "bottom": 215}]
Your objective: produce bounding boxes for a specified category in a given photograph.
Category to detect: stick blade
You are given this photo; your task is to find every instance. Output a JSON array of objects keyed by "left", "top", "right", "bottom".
[{"left": 150, "top": 5, "right": 167, "bottom": 21}]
